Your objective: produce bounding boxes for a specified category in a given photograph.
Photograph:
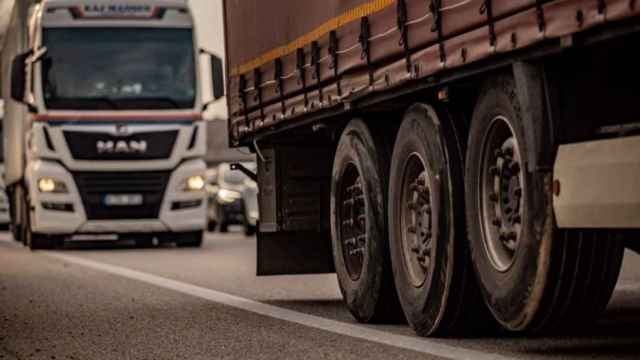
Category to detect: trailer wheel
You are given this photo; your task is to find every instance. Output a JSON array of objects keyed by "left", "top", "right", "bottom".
[
  {"left": 465, "top": 74, "right": 625, "bottom": 332},
  {"left": 389, "top": 104, "right": 488, "bottom": 336},
  {"left": 331, "top": 119, "right": 403, "bottom": 323}
]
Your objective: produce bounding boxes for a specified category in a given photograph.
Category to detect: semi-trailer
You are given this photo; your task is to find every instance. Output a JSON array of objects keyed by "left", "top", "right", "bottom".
[
  {"left": 2, "top": 0, "right": 225, "bottom": 249},
  {"left": 223, "top": 0, "right": 640, "bottom": 335}
]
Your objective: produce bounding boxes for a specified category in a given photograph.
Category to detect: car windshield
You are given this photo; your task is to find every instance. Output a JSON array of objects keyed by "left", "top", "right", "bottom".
[{"left": 42, "top": 28, "right": 196, "bottom": 110}]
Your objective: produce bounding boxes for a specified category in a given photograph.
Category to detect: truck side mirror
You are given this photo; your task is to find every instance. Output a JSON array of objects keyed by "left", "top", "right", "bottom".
[
  {"left": 211, "top": 54, "right": 225, "bottom": 100},
  {"left": 10, "top": 52, "right": 30, "bottom": 104}
]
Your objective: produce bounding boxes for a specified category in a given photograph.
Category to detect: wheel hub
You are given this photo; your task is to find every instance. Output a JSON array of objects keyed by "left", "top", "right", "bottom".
[
  {"left": 408, "top": 173, "right": 433, "bottom": 270},
  {"left": 400, "top": 154, "right": 435, "bottom": 287},
  {"left": 339, "top": 164, "right": 367, "bottom": 280},
  {"left": 481, "top": 117, "right": 525, "bottom": 272}
]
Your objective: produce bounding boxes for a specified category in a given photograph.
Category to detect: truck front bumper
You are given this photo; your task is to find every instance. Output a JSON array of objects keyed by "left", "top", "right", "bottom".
[{"left": 27, "top": 159, "right": 206, "bottom": 235}]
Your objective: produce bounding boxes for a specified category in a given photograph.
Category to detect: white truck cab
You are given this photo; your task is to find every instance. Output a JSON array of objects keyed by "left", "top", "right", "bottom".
[{"left": 4, "top": 0, "right": 224, "bottom": 248}]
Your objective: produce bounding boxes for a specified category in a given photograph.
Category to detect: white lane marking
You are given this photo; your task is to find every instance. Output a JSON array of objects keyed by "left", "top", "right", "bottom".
[{"left": 44, "top": 251, "right": 516, "bottom": 360}]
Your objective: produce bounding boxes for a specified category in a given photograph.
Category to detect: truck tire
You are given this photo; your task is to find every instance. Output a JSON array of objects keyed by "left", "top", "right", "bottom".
[
  {"left": 389, "top": 104, "right": 489, "bottom": 336},
  {"left": 176, "top": 230, "right": 204, "bottom": 248},
  {"left": 330, "top": 119, "right": 403, "bottom": 324},
  {"left": 208, "top": 220, "right": 218, "bottom": 232},
  {"left": 9, "top": 186, "right": 23, "bottom": 243},
  {"left": 22, "top": 197, "right": 54, "bottom": 251},
  {"left": 244, "top": 224, "right": 257, "bottom": 237},
  {"left": 465, "top": 74, "right": 625, "bottom": 332}
]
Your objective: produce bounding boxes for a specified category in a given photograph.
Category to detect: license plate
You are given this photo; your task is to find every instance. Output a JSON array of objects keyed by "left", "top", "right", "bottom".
[{"left": 104, "top": 194, "right": 143, "bottom": 206}]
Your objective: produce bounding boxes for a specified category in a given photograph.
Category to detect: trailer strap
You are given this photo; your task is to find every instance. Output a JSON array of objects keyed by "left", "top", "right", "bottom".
[
  {"left": 254, "top": 68, "right": 264, "bottom": 125},
  {"left": 430, "top": 0, "right": 446, "bottom": 64},
  {"left": 597, "top": 0, "right": 606, "bottom": 15},
  {"left": 479, "top": 0, "right": 497, "bottom": 49},
  {"left": 275, "top": 58, "right": 286, "bottom": 116},
  {"left": 239, "top": 74, "right": 250, "bottom": 128},
  {"left": 296, "top": 48, "right": 309, "bottom": 109},
  {"left": 359, "top": 16, "right": 374, "bottom": 86},
  {"left": 329, "top": 31, "right": 342, "bottom": 97},
  {"left": 397, "top": 0, "right": 412, "bottom": 73},
  {"left": 311, "top": 41, "right": 323, "bottom": 106},
  {"left": 535, "top": 0, "right": 546, "bottom": 33}
]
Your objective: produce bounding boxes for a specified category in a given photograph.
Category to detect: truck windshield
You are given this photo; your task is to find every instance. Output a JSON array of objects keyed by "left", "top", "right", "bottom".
[{"left": 42, "top": 28, "right": 196, "bottom": 110}]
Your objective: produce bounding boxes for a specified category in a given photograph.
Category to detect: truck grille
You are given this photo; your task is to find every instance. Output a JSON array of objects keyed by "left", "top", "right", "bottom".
[
  {"left": 64, "top": 130, "right": 178, "bottom": 160},
  {"left": 73, "top": 171, "right": 171, "bottom": 220}
]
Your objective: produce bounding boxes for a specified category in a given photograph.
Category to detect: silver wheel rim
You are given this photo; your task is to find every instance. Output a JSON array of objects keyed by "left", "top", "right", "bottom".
[
  {"left": 479, "top": 116, "right": 525, "bottom": 272},
  {"left": 400, "top": 153, "right": 436, "bottom": 288},
  {"left": 338, "top": 163, "right": 367, "bottom": 281}
]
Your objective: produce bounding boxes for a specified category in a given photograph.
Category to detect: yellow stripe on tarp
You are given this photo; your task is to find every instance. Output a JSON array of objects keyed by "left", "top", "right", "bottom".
[{"left": 230, "top": 0, "right": 396, "bottom": 77}]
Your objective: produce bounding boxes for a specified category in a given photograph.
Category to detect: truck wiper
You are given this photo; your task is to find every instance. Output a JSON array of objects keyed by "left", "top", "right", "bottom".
[
  {"left": 139, "top": 97, "right": 182, "bottom": 109},
  {"left": 80, "top": 97, "right": 120, "bottom": 109}
]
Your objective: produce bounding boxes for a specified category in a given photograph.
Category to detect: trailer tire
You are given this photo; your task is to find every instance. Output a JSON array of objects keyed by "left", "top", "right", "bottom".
[
  {"left": 465, "top": 74, "right": 624, "bottom": 332},
  {"left": 388, "top": 104, "right": 489, "bottom": 336},
  {"left": 331, "top": 119, "right": 403, "bottom": 324}
]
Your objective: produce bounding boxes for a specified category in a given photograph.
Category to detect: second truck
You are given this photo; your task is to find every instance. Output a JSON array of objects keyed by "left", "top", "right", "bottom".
[
  {"left": 223, "top": 0, "right": 640, "bottom": 335},
  {"left": 2, "top": 0, "right": 224, "bottom": 249}
]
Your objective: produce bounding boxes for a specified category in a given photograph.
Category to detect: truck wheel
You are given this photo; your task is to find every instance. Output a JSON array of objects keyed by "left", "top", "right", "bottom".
[
  {"left": 331, "top": 119, "right": 403, "bottom": 323},
  {"left": 208, "top": 220, "right": 218, "bottom": 232},
  {"left": 22, "top": 199, "right": 54, "bottom": 251},
  {"left": 176, "top": 231, "right": 204, "bottom": 248},
  {"left": 244, "top": 224, "right": 257, "bottom": 237},
  {"left": 465, "top": 74, "right": 625, "bottom": 332},
  {"left": 389, "top": 104, "right": 488, "bottom": 336}
]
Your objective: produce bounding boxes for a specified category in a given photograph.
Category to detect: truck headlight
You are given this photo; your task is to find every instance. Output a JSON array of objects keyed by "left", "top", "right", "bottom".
[
  {"left": 38, "top": 177, "right": 68, "bottom": 193},
  {"left": 217, "top": 188, "right": 242, "bottom": 203},
  {"left": 185, "top": 175, "right": 205, "bottom": 191}
]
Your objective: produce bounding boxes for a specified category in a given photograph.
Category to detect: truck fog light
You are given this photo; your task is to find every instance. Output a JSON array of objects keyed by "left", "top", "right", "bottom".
[
  {"left": 38, "top": 177, "right": 68, "bottom": 193},
  {"left": 185, "top": 176, "right": 205, "bottom": 191}
]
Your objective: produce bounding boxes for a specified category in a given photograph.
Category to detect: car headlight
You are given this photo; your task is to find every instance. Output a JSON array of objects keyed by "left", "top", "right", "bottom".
[
  {"left": 38, "top": 177, "right": 68, "bottom": 193},
  {"left": 185, "top": 175, "right": 205, "bottom": 191},
  {"left": 217, "top": 188, "right": 242, "bottom": 203}
]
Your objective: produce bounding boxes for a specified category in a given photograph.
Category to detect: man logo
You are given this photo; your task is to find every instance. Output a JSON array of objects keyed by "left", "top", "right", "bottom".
[{"left": 97, "top": 140, "right": 148, "bottom": 154}]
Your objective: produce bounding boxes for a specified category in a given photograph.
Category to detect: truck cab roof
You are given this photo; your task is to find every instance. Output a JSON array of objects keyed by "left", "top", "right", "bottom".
[{"left": 39, "top": 0, "right": 192, "bottom": 28}]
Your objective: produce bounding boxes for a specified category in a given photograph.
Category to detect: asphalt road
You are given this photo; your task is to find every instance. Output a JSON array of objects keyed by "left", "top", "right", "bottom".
[{"left": 2, "top": 230, "right": 640, "bottom": 360}]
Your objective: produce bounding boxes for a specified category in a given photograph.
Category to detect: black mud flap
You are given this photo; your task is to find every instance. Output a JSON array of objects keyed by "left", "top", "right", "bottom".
[
  {"left": 257, "top": 231, "right": 335, "bottom": 276},
  {"left": 256, "top": 145, "right": 335, "bottom": 276}
]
